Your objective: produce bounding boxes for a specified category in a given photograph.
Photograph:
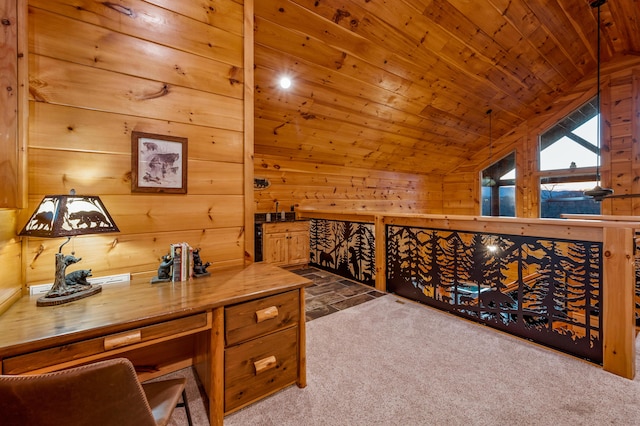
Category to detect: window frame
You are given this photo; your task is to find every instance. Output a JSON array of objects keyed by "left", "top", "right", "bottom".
[
  {"left": 537, "top": 97, "right": 601, "bottom": 218},
  {"left": 480, "top": 151, "right": 516, "bottom": 217}
]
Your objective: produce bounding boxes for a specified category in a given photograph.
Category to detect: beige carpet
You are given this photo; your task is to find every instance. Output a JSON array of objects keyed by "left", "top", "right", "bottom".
[{"left": 172, "top": 295, "right": 640, "bottom": 425}]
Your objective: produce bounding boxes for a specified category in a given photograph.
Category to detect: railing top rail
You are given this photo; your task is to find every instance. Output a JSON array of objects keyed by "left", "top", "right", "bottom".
[
  {"left": 561, "top": 214, "right": 640, "bottom": 223},
  {"left": 298, "top": 209, "right": 640, "bottom": 242},
  {"left": 298, "top": 209, "right": 639, "bottom": 229}
]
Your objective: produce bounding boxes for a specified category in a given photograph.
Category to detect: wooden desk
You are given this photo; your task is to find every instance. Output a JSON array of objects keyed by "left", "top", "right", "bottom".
[{"left": 0, "top": 263, "right": 311, "bottom": 425}]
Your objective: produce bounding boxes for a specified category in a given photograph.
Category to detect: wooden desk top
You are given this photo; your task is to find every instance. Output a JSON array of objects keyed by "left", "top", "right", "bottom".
[{"left": 0, "top": 263, "right": 311, "bottom": 359}]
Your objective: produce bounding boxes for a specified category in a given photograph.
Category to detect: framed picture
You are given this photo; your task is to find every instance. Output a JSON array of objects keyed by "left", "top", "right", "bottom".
[{"left": 131, "top": 131, "right": 188, "bottom": 194}]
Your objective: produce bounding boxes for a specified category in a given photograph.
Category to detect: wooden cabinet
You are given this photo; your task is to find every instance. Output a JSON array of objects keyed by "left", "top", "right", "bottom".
[
  {"left": 263, "top": 221, "right": 310, "bottom": 266},
  {"left": 224, "top": 290, "right": 301, "bottom": 413}
]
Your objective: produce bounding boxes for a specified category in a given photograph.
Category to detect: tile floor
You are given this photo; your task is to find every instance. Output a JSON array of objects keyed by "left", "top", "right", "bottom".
[{"left": 290, "top": 266, "right": 386, "bottom": 321}]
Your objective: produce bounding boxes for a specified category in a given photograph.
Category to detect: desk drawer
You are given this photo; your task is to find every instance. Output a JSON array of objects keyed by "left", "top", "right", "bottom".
[
  {"left": 3, "top": 312, "right": 209, "bottom": 374},
  {"left": 225, "top": 290, "right": 299, "bottom": 346},
  {"left": 225, "top": 326, "right": 298, "bottom": 412}
]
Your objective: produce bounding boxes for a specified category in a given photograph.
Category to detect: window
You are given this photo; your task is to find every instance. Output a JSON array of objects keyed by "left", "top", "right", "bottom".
[
  {"left": 481, "top": 151, "right": 515, "bottom": 217},
  {"left": 539, "top": 98, "right": 600, "bottom": 218}
]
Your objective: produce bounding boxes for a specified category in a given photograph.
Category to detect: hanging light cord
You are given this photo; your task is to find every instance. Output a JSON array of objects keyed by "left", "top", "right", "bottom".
[
  {"left": 591, "top": 0, "right": 607, "bottom": 186},
  {"left": 487, "top": 108, "right": 493, "bottom": 165},
  {"left": 582, "top": 0, "right": 613, "bottom": 200}
]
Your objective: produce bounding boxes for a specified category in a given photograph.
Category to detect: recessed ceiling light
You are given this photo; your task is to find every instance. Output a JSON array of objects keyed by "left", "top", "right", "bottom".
[{"left": 279, "top": 76, "right": 292, "bottom": 89}]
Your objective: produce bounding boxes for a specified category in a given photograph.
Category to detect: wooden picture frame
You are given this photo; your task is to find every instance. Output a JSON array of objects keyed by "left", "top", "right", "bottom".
[{"left": 131, "top": 131, "right": 188, "bottom": 194}]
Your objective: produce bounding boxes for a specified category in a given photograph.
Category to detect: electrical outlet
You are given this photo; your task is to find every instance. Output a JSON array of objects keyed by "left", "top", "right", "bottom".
[{"left": 29, "top": 273, "right": 131, "bottom": 296}]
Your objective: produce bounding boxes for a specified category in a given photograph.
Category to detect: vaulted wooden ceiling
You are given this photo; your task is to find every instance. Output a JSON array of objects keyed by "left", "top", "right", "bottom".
[{"left": 253, "top": 0, "right": 640, "bottom": 175}]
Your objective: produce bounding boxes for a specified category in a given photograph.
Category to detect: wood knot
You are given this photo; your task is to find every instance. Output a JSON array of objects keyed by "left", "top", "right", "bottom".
[
  {"left": 102, "top": 2, "right": 135, "bottom": 17},
  {"left": 273, "top": 122, "right": 285, "bottom": 135},
  {"left": 333, "top": 9, "right": 351, "bottom": 24},
  {"left": 137, "top": 84, "right": 169, "bottom": 100}
]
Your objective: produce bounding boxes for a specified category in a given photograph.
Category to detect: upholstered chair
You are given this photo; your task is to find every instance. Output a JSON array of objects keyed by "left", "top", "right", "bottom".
[{"left": 0, "top": 357, "right": 192, "bottom": 426}]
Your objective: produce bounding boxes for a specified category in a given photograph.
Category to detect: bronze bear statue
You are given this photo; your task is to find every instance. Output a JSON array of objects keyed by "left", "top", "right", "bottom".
[{"left": 65, "top": 269, "right": 93, "bottom": 286}]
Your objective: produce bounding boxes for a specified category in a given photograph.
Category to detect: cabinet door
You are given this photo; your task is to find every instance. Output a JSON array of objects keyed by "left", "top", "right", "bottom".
[
  {"left": 287, "top": 231, "right": 310, "bottom": 265},
  {"left": 264, "top": 232, "right": 288, "bottom": 265}
]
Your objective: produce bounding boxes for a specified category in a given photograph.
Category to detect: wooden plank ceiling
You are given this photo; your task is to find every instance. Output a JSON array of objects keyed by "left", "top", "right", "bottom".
[{"left": 254, "top": 0, "right": 640, "bottom": 175}]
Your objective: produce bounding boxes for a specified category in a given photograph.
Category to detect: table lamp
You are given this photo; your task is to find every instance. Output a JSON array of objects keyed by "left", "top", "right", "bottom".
[{"left": 19, "top": 190, "right": 119, "bottom": 306}]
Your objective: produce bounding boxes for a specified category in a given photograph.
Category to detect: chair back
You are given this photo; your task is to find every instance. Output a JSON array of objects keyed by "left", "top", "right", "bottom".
[{"left": 0, "top": 358, "right": 157, "bottom": 426}]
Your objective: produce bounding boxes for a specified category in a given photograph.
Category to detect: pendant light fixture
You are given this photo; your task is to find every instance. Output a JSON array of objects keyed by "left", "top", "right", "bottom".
[{"left": 583, "top": 0, "right": 613, "bottom": 200}]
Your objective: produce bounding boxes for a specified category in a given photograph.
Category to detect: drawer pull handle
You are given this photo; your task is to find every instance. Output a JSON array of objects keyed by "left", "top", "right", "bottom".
[
  {"left": 104, "top": 330, "right": 141, "bottom": 350},
  {"left": 254, "top": 355, "right": 277, "bottom": 375},
  {"left": 255, "top": 306, "right": 279, "bottom": 323}
]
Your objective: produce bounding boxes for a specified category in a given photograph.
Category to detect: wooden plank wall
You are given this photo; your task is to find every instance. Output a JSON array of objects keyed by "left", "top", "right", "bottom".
[
  {"left": 256, "top": 52, "right": 637, "bottom": 218},
  {"left": 254, "top": 154, "right": 444, "bottom": 214},
  {"left": 0, "top": 0, "right": 19, "bottom": 208},
  {"left": 23, "top": 0, "right": 248, "bottom": 287},
  {"left": 0, "top": 209, "right": 22, "bottom": 314},
  {"left": 0, "top": 0, "right": 25, "bottom": 314},
  {"left": 445, "top": 56, "right": 640, "bottom": 217},
  {"left": 442, "top": 172, "right": 477, "bottom": 216},
  {"left": 607, "top": 68, "right": 640, "bottom": 215}
]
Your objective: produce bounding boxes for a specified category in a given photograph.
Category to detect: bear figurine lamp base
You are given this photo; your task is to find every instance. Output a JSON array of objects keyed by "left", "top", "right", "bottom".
[{"left": 19, "top": 190, "right": 119, "bottom": 307}]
